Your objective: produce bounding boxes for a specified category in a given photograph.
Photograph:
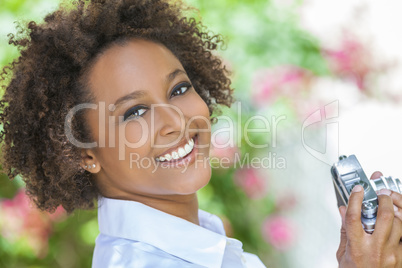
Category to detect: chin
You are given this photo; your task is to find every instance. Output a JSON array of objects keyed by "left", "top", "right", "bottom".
[{"left": 176, "top": 167, "right": 211, "bottom": 195}]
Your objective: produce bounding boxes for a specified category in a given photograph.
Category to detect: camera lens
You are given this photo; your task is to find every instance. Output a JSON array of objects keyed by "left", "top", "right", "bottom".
[
  {"left": 370, "top": 176, "right": 402, "bottom": 193},
  {"left": 371, "top": 178, "right": 386, "bottom": 192}
]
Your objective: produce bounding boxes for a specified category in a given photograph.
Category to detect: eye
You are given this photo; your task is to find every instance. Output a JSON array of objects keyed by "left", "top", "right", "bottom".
[
  {"left": 171, "top": 82, "right": 192, "bottom": 97},
  {"left": 123, "top": 105, "right": 148, "bottom": 121}
]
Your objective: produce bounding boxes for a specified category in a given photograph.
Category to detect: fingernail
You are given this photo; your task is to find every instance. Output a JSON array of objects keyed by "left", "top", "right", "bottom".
[
  {"left": 352, "top": 185, "right": 363, "bottom": 192},
  {"left": 394, "top": 205, "right": 398, "bottom": 212},
  {"left": 378, "top": 189, "right": 392, "bottom": 196}
]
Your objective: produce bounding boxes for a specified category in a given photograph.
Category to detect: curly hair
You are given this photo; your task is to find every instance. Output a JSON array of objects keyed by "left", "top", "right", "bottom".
[{"left": 0, "top": 0, "right": 234, "bottom": 213}]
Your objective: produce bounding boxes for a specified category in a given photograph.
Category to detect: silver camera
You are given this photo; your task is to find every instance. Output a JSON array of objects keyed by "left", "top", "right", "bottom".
[{"left": 331, "top": 155, "right": 402, "bottom": 233}]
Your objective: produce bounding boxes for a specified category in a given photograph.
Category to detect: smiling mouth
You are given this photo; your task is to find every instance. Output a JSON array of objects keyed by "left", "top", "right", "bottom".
[{"left": 155, "top": 135, "right": 197, "bottom": 163}]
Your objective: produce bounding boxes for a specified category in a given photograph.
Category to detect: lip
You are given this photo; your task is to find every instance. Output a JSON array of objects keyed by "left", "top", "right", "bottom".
[
  {"left": 158, "top": 135, "right": 199, "bottom": 168},
  {"left": 155, "top": 134, "right": 197, "bottom": 159}
]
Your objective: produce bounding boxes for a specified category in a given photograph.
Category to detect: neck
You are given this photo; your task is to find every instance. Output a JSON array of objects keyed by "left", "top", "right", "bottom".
[
  {"left": 145, "top": 193, "right": 200, "bottom": 225},
  {"left": 106, "top": 192, "right": 200, "bottom": 225}
]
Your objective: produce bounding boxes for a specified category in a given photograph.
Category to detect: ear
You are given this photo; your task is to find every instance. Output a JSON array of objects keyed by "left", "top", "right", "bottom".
[{"left": 80, "top": 149, "right": 101, "bottom": 173}]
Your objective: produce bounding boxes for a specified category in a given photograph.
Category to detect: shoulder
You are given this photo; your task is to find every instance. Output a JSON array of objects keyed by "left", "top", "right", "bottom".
[
  {"left": 198, "top": 209, "right": 226, "bottom": 235},
  {"left": 92, "top": 234, "right": 202, "bottom": 268}
]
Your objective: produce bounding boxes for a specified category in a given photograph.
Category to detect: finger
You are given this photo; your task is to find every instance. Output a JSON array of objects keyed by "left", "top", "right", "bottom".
[
  {"left": 398, "top": 245, "right": 402, "bottom": 265},
  {"left": 339, "top": 206, "right": 347, "bottom": 228},
  {"left": 345, "top": 185, "right": 365, "bottom": 240},
  {"left": 390, "top": 192, "right": 402, "bottom": 223},
  {"left": 370, "top": 171, "right": 383, "bottom": 180},
  {"left": 389, "top": 215, "right": 402, "bottom": 245},
  {"left": 381, "top": 189, "right": 402, "bottom": 223},
  {"left": 394, "top": 207, "right": 402, "bottom": 224},
  {"left": 373, "top": 193, "right": 394, "bottom": 244},
  {"left": 337, "top": 206, "right": 347, "bottom": 262},
  {"left": 389, "top": 190, "right": 402, "bottom": 210}
]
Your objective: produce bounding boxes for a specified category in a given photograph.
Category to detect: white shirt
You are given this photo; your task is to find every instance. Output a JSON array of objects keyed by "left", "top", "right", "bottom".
[{"left": 92, "top": 197, "right": 266, "bottom": 268}]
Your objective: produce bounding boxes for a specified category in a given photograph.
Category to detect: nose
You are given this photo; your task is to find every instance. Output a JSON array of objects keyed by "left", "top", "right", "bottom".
[{"left": 153, "top": 103, "right": 186, "bottom": 137}]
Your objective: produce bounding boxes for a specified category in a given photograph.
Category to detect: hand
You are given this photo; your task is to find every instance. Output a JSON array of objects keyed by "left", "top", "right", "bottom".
[
  {"left": 336, "top": 172, "right": 402, "bottom": 267},
  {"left": 370, "top": 172, "right": 402, "bottom": 223}
]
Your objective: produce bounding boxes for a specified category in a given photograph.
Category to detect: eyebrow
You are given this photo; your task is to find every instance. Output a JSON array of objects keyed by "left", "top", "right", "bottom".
[{"left": 113, "top": 68, "right": 187, "bottom": 109}]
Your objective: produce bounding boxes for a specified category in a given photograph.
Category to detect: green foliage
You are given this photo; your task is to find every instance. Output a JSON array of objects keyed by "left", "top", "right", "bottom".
[
  {"left": 187, "top": 0, "right": 328, "bottom": 100},
  {"left": 0, "top": 209, "right": 97, "bottom": 267},
  {"left": 0, "top": 0, "right": 59, "bottom": 70}
]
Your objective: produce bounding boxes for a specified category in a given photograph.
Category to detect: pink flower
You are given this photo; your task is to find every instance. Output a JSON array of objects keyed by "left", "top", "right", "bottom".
[
  {"left": 48, "top": 205, "right": 68, "bottom": 222},
  {"left": 234, "top": 168, "right": 267, "bottom": 199},
  {"left": 209, "top": 135, "right": 240, "bottom": 169},
  {"left": 323, "top": 33, "right": 376, "bottom": 91},
  {"left": 262, "top": 215, "right": 295, "bottom": 251},
  {"left": 0, "top": 189, "right": 66, "bottom": 258},
  {"left": 251, "top": 65, "right": 312, "bottom": 106}
]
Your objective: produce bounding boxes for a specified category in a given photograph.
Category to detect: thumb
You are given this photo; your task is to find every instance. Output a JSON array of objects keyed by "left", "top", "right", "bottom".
[{"left": 336, "top": 206, "right": 347, "bottom": 262}]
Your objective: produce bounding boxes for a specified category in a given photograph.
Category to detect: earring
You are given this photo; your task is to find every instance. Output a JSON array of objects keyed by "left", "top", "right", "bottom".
[{"left": 83, "top": 163, "right": 96, "bottom": 170}]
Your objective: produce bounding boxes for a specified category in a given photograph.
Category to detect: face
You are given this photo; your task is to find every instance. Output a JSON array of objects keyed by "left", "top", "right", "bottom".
[{"left": 83, "top": 39, "right": 212, "bottom": 200}]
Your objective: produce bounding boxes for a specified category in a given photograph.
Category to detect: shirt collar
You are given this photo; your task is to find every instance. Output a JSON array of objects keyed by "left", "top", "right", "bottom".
[{"left": 97, "top": 197, "right": 228, "bottom": 268}]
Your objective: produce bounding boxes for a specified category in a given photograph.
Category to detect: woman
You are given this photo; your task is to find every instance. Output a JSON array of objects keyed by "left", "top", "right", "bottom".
[{"left": 1, "top": 0, "right": 401, "bottom": 267}]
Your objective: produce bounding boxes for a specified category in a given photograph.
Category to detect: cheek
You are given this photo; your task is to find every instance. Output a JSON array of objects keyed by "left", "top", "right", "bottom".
[
  {"left": 117, "top": 120, "right": 152, "bottom": 162},
  {"left": 184, "top": 92, "right": 210, "bottom": 122},
  {"left": 194, "top": 95, "right": 211, "bottom": 135},
  {"left": 121, "top": 120, "right": 149, "bottom": 145},
  {"left": 93, "top": 120, "right": 151, "bottom": 166}
]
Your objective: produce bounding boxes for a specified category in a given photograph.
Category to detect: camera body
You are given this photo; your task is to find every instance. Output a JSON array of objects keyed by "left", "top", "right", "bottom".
[{"left": 331, "top": 155, "right": 402, "bottom": 233}]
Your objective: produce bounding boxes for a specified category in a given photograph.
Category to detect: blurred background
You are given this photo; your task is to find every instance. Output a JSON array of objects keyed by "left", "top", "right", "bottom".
[{"left": 1, "top": 0, "right": 402, "bottom": 267}]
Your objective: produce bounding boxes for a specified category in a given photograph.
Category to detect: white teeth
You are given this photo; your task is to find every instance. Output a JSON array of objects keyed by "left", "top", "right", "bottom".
[
  {"left": 178, "top": 148, "right": 186, "bottom": 158},
  {"left": 156, "top": 137, "right": 195, "bottom": 162},
  {"left": 172, "top": 151, "right": 179, "bottom": 160},
  {"left": 184, "top": 144, "right": 191, "bottom": 154}
]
